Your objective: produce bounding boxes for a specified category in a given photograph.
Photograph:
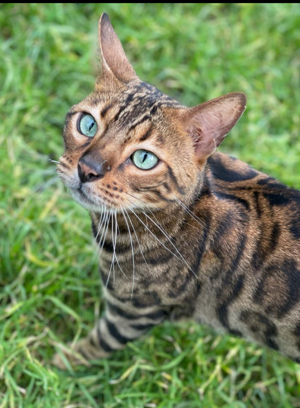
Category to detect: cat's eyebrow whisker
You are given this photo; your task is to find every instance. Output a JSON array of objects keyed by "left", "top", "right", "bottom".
[{"left": 120, "top": 206, "right": 136, "bottom": 297}]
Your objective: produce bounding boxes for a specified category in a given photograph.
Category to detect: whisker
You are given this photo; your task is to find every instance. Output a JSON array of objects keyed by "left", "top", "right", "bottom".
[
  {"left": 111, "top": 211, "right": 116, "bottom": 282},
  {"left": 113, "top": 210, "right": 126, "bottom": 277},
  {"left": 95, "top": 208, "right": 106, "bottom": 243},
  {"left": 120, "top": 206, "right": 135, "bottom": 297},
  {"left": 95, "top": 208, "right": 106, "bottom": 251},
  {"left": 90, "top": 208, "right": 107, "bottom": 265},
  {"left": 98, "top": 209, "right": 110, "bottom": 256},
  {"left": 122, "top": 190, "right": 199, "bottom": 231},
  {"left": 176, "top": 199, "right": 206, "bottom": 228},
  {"left": 140, "top": 209, "right": 197, "bottom": 278},
  {"left": 128, "top": 204, "right": 197, "bottom": 278},
  {"left": 105, "top": 214, "right": 114, "bottom": 288},
  {"left": 124, "top": 207, "right": 151, "bottom": 272}
]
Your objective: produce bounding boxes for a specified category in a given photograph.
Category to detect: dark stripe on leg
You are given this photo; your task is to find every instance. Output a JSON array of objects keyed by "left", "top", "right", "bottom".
[
  {"left": 106, "top": 320, "right": 130, "bottom": 345},
  {"left": 107, "top": 302, "right": 167, "bottom": 321},
  {"left": 78, "top": 346, "right": 90, "bottom": 361},
  {"left": 97, "top": 325, "right": 115, "bottom": 352},
  {"left": 130, "top": 323, "right": 155, "bottom": 331}
]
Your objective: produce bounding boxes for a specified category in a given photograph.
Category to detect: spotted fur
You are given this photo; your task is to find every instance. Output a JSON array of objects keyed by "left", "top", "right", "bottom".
[{"left": 54, "top": 13, "right": 300, "bottom": 369}]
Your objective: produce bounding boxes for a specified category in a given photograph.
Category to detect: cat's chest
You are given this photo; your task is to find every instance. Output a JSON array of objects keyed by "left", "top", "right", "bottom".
[
  {"left": 98, "top": 249, "right": 223, "bottom": 319},
  {"left": 99, "top": 253, "right": 202, "bottom": 307}
]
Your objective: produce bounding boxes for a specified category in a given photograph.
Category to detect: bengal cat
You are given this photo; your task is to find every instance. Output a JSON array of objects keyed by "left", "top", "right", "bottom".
[{"left": 54, "top": 13, "right": 300, "bottom": 369}]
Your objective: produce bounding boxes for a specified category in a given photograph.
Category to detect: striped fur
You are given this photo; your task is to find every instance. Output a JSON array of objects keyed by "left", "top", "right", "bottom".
[{"left": 54, "top": 14, "right": 300, "bottom": 369}]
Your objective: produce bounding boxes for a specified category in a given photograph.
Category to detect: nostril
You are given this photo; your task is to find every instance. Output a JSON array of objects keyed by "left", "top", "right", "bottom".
[{"left": 87, "top": 173, "right": 96, "bottom": 181}]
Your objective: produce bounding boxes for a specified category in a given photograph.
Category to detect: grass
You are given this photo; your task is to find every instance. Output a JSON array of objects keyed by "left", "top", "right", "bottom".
[{"left": 1, "top": 3, "right": 300, "bottom": 407}]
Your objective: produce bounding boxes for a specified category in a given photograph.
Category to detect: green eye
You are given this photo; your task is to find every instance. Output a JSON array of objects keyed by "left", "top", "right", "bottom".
[
  {"left": 79, "top": 113, "right": 97, "bottom": 137},
  {"left": 132, "top": 149, "right": 158, "bottom": 170}
]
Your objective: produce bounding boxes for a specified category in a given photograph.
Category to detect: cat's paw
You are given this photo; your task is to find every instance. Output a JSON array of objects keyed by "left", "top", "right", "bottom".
[{"left": 52, "top": 339, "right": 91, "bottom": 370}]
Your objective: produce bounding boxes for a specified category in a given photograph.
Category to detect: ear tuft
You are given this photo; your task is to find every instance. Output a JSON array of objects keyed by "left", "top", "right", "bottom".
[
  {"left": 98, "top": 13, "right": 138, "bottom": 84},
  {"left": 182, "top": 92, "right": 246, "bottom": 161}
]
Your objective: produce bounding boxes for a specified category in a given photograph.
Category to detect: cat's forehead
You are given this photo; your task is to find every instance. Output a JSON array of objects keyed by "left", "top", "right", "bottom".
[{"left": 91, "top": 80, "right": 180, "bottom": 127}]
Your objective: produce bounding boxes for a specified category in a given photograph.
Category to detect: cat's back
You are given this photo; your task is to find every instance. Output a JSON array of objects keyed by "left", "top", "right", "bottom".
[
  {"left": 207, "top": 151, "right": 300, "bottom": 222},
  {"left": 205, "top": 151, "right": 300, "bottom": 264},
  {"left": 193, "top": 152, "right": 300, "bottom": 360}
]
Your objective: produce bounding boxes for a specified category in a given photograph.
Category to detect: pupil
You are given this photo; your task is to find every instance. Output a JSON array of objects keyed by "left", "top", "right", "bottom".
[
  {"left": 88, "top": 121, "right": 94, "bottom": 131},
  {"left": 142, "top": 153, "right": 147, "bottom": 163}
]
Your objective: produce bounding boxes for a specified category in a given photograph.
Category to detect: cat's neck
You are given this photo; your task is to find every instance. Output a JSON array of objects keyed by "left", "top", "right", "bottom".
[{"left": 90, "top": 204, "right": 188, "bottom": 243}]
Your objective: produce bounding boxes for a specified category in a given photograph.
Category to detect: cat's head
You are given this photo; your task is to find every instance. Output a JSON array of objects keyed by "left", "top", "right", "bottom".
[{"left": 58, "top": 13, "right": 246, "bottom": 213}]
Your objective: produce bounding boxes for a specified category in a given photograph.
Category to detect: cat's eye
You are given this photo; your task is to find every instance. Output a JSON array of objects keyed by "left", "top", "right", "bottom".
[
  {"left": 132, "top": 149, "right": 158, "bottom": 170},
  {"left": 79, "top": 113, "right": 97, "bottom": 137}
]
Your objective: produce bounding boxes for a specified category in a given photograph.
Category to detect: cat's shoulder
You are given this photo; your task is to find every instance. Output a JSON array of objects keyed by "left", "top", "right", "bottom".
[
  {"left": 207, "top": 151, "right": 260, "bottom": 184},
  {"left": 207, "top": 151, "right": 300, "bottom": 206}
]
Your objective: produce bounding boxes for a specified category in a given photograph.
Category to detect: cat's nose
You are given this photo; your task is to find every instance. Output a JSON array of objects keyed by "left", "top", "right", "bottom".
[{"left": 78, "top": 154, "right": 105, "bottom": 183}]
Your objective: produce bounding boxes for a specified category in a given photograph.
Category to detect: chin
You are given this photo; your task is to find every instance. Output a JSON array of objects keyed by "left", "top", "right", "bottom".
[{"left": 69, "top": 188, "right": 106, "bottom": 213}]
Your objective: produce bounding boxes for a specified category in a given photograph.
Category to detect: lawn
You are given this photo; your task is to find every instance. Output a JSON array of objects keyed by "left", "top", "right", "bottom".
[{"left": 1, "top": 3, "right": 300, "bottom": 407}]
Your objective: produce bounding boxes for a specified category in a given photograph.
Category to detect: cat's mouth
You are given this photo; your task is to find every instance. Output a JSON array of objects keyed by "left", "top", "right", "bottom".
[
  {"left": 78, "top": 186, "right": 97, "bottom": 205},
  {"left": 69, "top": 185, "right": 118, "bottom": 213}
]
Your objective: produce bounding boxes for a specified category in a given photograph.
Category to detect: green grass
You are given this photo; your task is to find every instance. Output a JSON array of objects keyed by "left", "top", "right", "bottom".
[{"left": 1, "top": 3, "right": 300, "bottom": 407}]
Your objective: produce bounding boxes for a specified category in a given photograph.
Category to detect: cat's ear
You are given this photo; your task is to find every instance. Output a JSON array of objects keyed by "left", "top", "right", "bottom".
[
  {"left": 98, "top": 13, "right": 138, "bottom": 84},
  {"left": 181, "top": 92, "right": 246, "bottom": 161}
]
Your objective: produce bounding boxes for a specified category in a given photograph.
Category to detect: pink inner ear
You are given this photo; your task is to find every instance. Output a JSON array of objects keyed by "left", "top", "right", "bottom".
[{"left": 186, "top": 93, "right": 246, "bottom": 160}]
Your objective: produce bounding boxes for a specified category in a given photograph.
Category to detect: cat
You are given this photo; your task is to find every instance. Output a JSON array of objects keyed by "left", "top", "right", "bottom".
[{"left": 54, "top": 13, "right": 300, "bottom": 369}]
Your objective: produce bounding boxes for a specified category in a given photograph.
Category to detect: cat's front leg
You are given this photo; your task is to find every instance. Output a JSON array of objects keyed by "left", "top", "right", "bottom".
[{"left": 52, "top": 300, "right": 168, "bottom": 370}]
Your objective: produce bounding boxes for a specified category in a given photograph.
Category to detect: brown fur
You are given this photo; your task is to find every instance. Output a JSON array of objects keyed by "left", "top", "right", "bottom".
[{"left": 54, "top": 14, "right": 300, "bottom": 369}]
